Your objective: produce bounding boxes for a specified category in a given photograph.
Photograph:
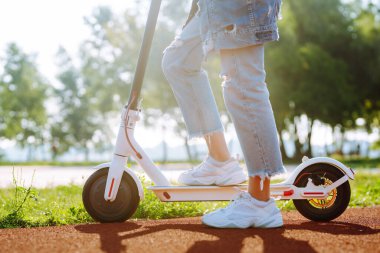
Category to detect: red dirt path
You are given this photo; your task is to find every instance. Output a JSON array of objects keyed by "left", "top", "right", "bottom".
[{"left": 0, "top": 207, "right": 379, "bottom": 253}]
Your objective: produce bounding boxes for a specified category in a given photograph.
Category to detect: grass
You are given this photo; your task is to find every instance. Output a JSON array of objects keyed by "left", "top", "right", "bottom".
[
  {"left": 1, "top": 157, "right": 380, "bottom": 168},
  {"left": 0, "top": 160, "right": 198, "bottom": 166},
  {"left": 0, "top": 172, "right": 379, "bottom": 229},
  {"left": 336, "top": 157, "right": 380, "bottom": 169},
  {"left": 0, "top": 161, "right": 106, "bottom": 167}
]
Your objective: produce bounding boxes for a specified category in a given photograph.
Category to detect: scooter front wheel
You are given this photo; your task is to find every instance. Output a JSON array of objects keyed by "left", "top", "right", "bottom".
[
  {"left": 82, "top": 167, "right": 140, "bottom": 222},
  {"left": 292, "top": 163, "right": 351, "bottom": 221}
]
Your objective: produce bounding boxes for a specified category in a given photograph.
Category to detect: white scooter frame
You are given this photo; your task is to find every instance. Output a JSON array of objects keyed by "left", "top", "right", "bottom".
[
  {"left": 82, "top": 0, "right": 354, "bottom": 223},
  {"left": 100, "top": 107, "right": 355, "bottom": 203}
]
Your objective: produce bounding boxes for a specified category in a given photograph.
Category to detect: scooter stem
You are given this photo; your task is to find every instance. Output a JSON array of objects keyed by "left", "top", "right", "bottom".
[
  {"left": 127, "top": 0, "right": 162, "bottom": 110},
  {"left": 104, "top": 0, "right": 165, "bottom": 201}
]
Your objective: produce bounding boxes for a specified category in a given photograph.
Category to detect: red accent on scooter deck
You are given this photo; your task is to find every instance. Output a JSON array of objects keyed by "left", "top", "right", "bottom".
[
  {"left": 283, "top": 189, "right": 294, "bottom": 196},
  {"left": 304, "top": 192, "right": 324, "bottom": 195},
  {"left": 163, "top": 192, "right": 171, "bottom": 199},
  {"left": 108, "top": 178, "right": 115, "bottom": 198}
]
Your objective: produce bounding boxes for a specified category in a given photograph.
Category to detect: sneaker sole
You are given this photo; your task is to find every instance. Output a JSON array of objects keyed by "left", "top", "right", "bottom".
[
  {"left": 179, "top": 172, "right": 246, "bottom": 186},
  {"left": 202, "top": 217, "right": 253, "bottom": 229},
  {"left": 215, "top": 171, "right": 247, "bottom": 186},
  {"left": 254, "top": 213, "right": 283, "bottom": 228},
  {"left": 202, "top": 215, "right": 283, "bottom": 229},
  {"left": 202, "top": 208, "right": 283, "bottom": 229}
]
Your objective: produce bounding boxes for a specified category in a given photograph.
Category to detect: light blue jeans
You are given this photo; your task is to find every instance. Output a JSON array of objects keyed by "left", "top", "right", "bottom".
[{"left": 162, "top": 15, "right": 286, "bottom": 178}]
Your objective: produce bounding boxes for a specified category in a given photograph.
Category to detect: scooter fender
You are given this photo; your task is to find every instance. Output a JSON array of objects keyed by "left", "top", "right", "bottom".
[
  {"left": 283, "top": 156, "right": 355, "bottom": 185},
  {"left": 92, "top": 162, "right": 144, "bottom": 202}
]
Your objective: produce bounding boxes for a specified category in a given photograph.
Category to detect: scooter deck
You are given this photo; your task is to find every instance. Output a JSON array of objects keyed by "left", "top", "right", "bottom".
[{"left": 148, "top": 183, "right": 295, "bottom": 202}]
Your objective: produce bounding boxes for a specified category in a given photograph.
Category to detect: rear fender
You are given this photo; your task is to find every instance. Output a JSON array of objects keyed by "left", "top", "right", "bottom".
[{"left": 283, "top": 157, "right": 355, "bottom": 185}]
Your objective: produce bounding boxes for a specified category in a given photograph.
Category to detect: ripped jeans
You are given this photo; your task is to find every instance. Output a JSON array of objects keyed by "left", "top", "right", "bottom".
[{"left": 161, "top": 15, "right": 286, "bottom": 178}]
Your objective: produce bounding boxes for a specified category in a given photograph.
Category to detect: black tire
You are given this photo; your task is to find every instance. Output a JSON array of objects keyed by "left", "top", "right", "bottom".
[
  {"left": 82, "top": 167, "right": 140, "bottom": 223},
  {"left": 292, "top": 163, "right": 351, "bottom": 222}
]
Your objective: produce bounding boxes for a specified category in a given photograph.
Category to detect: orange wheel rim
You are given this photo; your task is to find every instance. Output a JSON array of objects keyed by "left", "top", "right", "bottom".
[{"left": 308, "top": 178, "right": 337, "bottom": 209}]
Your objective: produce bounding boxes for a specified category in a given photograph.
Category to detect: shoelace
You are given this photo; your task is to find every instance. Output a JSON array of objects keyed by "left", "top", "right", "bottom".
[
  {"left": 188, "top": 157, "right": 212, "bottom": 172},
  {"left": 221, "top": 191, "right": 251, "bottom": 212}
]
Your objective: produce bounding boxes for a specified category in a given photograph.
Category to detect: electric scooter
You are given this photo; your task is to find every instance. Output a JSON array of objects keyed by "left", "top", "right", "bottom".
[{"left": 82, "top": 0, "right": 355, "bottom": 223}]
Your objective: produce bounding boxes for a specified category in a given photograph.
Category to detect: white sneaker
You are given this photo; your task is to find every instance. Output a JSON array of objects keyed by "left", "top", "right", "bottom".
[
  {"left": 178, "top": 156, "right": 246, "bottom": 186},
  {"left": 202, "top": 192, "right": 283, "bottom": 228}
]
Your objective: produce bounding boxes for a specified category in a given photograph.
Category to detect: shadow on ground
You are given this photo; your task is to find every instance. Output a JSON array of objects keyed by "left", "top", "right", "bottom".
[{"left": 75, "top": 220, "right": 379, "bottom": 253}]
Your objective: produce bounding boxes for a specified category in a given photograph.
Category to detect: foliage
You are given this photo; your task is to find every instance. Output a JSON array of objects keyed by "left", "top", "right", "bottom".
[
  {"left": 371, "top": 140, "right": 380, "bottom": 150},
  {"left": 1, "top": 156, "right": 380, "bottom": 168},
  {"left": 0, "top": 0, "right": 379, "bottom": 161},
  {"left": 0, "top": 43, "right": 48, "bottom": 160},
  {"left": 51, "top": 47, "right": 99, "bottom": 161},
  {"left": 349, "top": 173, "right": 380, "bottom": 207},
  {"left": 266, "top": 0, "right": 367, "bottom": 158}
]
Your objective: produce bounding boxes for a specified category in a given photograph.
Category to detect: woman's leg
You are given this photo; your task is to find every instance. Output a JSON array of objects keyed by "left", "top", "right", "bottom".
[
  {"left": 162, "top": 16, "right": 231, "bottom": 162},
  {"left": 161, "top": 16, "right": 224, "bottom": 149},
  {"left": 201, "top": 44, "right": 284, "bottom": 229},
  {"left": 220, "top": 44, "right": 286, "bottom": 199},
  {"left": 205, "top": 132, "right": 230, "bottom": 162},
  {"left": 162, "top": 16, "right": 245, "bottom": 185},
  {"left": 249, "top": 176, "right": 270, "bottom": 201}
]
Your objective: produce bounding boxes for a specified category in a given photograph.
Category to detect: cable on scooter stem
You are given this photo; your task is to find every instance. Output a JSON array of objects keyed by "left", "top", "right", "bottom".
[
  {"left": 126, "top": 0, "right": 162, "bottom": 110},
  {"left": 124, "top": 91, "right": 143, "bottom": 159}
]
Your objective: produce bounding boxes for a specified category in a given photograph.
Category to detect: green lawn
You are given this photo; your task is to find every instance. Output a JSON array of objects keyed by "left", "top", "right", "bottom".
[
  {"left": 0, "top": 172, "right": 379, "bottom": 229},
  {"left": 1, "top": 157, "right": 380, "bottom": 168}
]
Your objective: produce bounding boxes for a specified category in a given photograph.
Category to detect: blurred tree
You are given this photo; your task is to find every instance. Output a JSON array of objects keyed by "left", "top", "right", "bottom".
[
  {"left": 67, "top": 6, "right": 145, "bottom": 160},
  {"left": 53, "top": 47, "right": 98, "bottom": 161},
  {"left": 266, "top": 0, "right": 359, "bottom": 159},
  {"left": 52, "top": 4, "right": 188, "bottom": 161},
  {"left": 292, "top": 43, "right": 355, "bottom": 157},
  {"left": 142, "top": 1, "right": 194, "bottom": 161},
  {"left": 80, "top": 6, "right": 141, "bottom": 114},
  {"left": 266, "top": 1, "right": 299, "bottom": 159},
  {"left": 350, "top": 2, "right": 380, "bottom": 148},
  {"left": 47, "top": 0, "right": 380, "bottom": 162},
  {"left": 144, "top": 1, "right": 233, "bottom": 161},
  {"left": 0, "top": 43, "right": 48, "bottom": 160}
]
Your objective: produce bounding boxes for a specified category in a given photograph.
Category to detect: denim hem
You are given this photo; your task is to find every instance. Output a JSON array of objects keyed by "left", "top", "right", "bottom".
[
  {"left": 187, "top": 127, "right": 224, "bottom": 141},
  {"left": 247, "top": 165, "right": 287, "bottom": 178}
]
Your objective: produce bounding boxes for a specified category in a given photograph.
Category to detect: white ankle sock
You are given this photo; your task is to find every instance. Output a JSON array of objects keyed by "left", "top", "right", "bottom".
[
  {"left": 207, "top": 156, "right": 233, "bottom": 167},
  {"left": 251, "top": 196, "right": 272, "bottom": 207}
]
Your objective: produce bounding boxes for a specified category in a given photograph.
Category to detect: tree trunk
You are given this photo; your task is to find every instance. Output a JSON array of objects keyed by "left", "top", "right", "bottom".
[
  {"left": 183, "top": 137, "right": 193, "bottom": 162},
  {"left": 293, "top": 117, "right": 304, "bottom": 161},
  {"left": 162, "top": 141, "right": 168, "bottom": 164},
  {"left": 305, "top": 119, "right": 314, "bottom": 157},
  {"left": 84, "top": 145, "right": 89, "bottom": 161},
  {"left": 278, "top": 129, "right": 288, "bottom": 160},
  {"left": 161, "top": 126, "right": 168, "bottom": 164},
  {"left": 293, "top": 137, "right": 303, "bottom": 161},
  {"left": 337, "top": 127, "right": 345, "bottom": 156},
  {"left": 27, "top": 145, "right": 33, "bottom": 161},
  {"left": 192, "top": 145, "right": 199, "bottom": 161},
  {"left": 276, "top": 118, "right": 288, "bottom": 160},
  {"left": 280, "top": 135, "right": 288, "bottom": 160}
]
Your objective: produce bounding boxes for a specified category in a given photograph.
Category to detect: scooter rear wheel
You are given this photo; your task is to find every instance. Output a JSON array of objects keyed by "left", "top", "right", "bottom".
[
  {"left": 82, "top": 167, "right": 140, "bottom": 222},
  {"left": 292, "top": 163, "right": 351, "bottom": 221}
]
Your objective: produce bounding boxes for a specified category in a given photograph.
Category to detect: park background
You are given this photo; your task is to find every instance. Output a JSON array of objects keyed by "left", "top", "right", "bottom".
[
  {"left": 0, "top": 0, "right": 379, "bottom": 228},
  {"left": 0, "top": 0, "right": 379, "bottom": 163}
]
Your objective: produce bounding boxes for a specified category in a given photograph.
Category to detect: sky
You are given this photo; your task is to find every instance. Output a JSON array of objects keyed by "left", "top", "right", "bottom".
[
  {"left": 0, "top": 0, "right": 177, "bottom": 149},
  {"left": 0, "top": 0, "right": 130, "bottom": 85}
]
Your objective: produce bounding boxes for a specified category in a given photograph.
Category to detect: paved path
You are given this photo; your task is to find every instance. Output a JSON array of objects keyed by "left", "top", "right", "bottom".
[
  {"left": 0, "top": 207, "right": 379, "bottom": 253},
  {"left": 0, "top": 164, "right": 299, "bottom": 188},
  {"left": 1, "top": 164, "right": 379, "bottom": 188}
]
